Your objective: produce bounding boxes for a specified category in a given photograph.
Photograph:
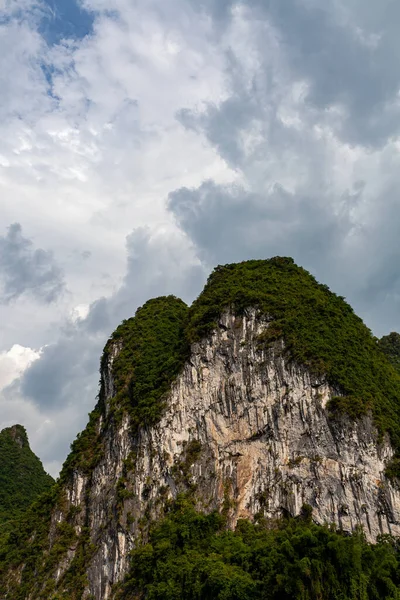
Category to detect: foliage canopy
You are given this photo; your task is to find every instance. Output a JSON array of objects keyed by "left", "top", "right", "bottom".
[
  {"left": 116, "top": 497, "right": 400, "bottom": 600},
  {"left": 379, "top": 332, "right": 400, "bottom": 376},
  {"left": 103, "top": 295, "right": 189, "bottom": 426},
  {"left": 0, "top": 425, "right": 54, "bottom": 525}
]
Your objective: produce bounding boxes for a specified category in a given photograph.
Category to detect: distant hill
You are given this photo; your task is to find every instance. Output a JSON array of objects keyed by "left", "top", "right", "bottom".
[{"left": 0, "top": 425, "right": 54, "bottom": 524}]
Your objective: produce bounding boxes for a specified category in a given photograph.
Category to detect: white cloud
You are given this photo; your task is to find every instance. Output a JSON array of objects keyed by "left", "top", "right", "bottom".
[
  {"left": 70, "top": 303, "right": 90, "bottom": 322},
  {"left": 0, "top": 0, "right": 233, "bottom": 353},
  {"left": 0, "top": 344, "right": 41, "bottom": 390}
]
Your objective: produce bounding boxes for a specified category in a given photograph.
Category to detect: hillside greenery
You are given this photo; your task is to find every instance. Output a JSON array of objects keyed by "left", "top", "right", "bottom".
[
  {"left": 0, "top": 488, "right": 58, "bottom": 599},
  {"left": 379, "top": 332, "right": 400, "bottom": 376},
  {"left": 187, "top": 258, "right": 400, "bottom": 467},
  {"left": 60, "top": 405, "right": 103, "bottom": 482},
  {"left": 0, "top": 425, "right": 54, "bottom": 525},
  {"left": 116, "top": 497, "right": 400, "bottom": 600},
  {"left": 103, "top": 295, "right": 189, "bottom": 427},
  {"left": 59, "top": 296, "right": 189, "bottom": 480}
]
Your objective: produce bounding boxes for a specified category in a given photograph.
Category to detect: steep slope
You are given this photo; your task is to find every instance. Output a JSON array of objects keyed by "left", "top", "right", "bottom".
[
  {"left": 379, "top": 332, "right": 400, "bottom": 376},
  {"left": 0, "top": 425, "right": 54, "bottom": 525},
  {"left": 1, "top": 258, "right": 400, "bottom": 600}
]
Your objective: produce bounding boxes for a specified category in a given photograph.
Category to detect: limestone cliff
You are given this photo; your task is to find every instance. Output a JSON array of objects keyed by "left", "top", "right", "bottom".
[
  {"left": 2, "top": 258, "right": 400, "bottom": 600},
  {"left": 50, "top": 308, "right": 399, "bottom": 600}
]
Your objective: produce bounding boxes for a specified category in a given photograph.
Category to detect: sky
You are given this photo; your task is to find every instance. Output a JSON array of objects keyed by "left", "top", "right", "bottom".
[{"left": 1, "top": 0, "right": 400, "bottom": 476}]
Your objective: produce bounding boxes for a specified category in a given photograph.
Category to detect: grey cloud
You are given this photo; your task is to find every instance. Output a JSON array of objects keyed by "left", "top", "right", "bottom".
[
  {"left": 341, "top": 187, "right": 400, "bottom": 335},
  {"left": 168, "top": 180, "right": 353, "bottom": 276},
  {"left": 260, "top": 0, "right": 400, "bottom": 147},
  {"left": 0, "top": 223, "right": 65, "bottom": 304},
  {"left": 20, "top": 332, "right": 100, "bottom": 410},
  {"left": 80, "top": 227, "right": 205, "bottom": 337},
  {"left": 185, "top": 0, "right": 400, "bottom": 148},
  {"left": 172, "top": 0, "right": 400, "bottom": 338},
  {"left": 17, "top": 227, "right": 204, "bottom": 468}
]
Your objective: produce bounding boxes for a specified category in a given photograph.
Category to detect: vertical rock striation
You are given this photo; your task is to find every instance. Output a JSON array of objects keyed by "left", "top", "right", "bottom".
[{"left": 55, "top": 308, "right": 400, "bottom": 599}]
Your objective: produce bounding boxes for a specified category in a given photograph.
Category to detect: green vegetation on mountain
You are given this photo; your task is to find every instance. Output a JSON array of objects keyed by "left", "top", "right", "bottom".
[
  {"left": 116, "top": 497, "right": 400, "bottom": 600},
  {"left": 60, "top": 296, "right": 189, "bottom": 480},
  {"left": 59, "top": 404, "right": 103, "bottom": 482},
  {"left": 187, "top": 258, "right": 400, "bottom": 465},
  {"left": 0, "top": 488, "right": 57, "bottom": 598},
  {"left": 102, "top": 295, "right": 189, "bottom": 426},
  {"left": 0, "top": 483, "right": 92, "bottom": 600},
  {"left": 379, "top": 332, "right": 400, "bottom": 376},
  {"left": 74, "top": 258, "right": 400, "bottom": 475},
  {"left": 0, "top": 425, "right": 54, "bottom": 525}
]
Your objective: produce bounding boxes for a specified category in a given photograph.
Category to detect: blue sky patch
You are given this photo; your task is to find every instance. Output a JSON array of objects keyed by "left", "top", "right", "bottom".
[{"left": 39, "top": 0, "right": 94, "bottom": 45}]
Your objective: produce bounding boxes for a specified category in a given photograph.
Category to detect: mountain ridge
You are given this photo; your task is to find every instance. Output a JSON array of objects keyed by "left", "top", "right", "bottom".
[{"left": 1, "top": 257, "right": 400, "bottom": 599}]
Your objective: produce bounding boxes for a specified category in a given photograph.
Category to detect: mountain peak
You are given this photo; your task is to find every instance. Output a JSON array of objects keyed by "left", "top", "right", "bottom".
[
  {"left": 0, "top": 424, "right": 54, "bottom": 525},
  {"left": 3, "top": 424, "right": 29, "bottom": 448},
  {"left": 2, "top": 259, "right": 400, "bottom": 599}
]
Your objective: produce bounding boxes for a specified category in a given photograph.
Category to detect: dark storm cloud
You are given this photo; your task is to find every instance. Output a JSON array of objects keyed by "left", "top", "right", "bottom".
[
  {"left": 168, "top": 180, "right": 353, "bottom": 273},
  {"left": 339, "top": 187, "right": 400, "bottom": 335},
  {"left": 186, "top": 0, "right": 400, "bottom": 148},
  {"left": 260, "top": 0, "right": 400, "bottom": 147},
  {"left": 0, "top": 223, "right": 65, "bottom": 304},
  {"left": 20, "top": 330, "right": 100, "bottom": 409}
]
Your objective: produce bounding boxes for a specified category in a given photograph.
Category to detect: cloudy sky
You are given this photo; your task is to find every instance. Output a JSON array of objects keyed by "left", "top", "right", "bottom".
[{"left": 1, "top": 0, "right": 400, "bottom": 476}]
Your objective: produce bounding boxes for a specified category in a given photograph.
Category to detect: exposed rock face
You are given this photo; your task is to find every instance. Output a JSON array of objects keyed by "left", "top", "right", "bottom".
[
  {"left": 7, "top": 424, "right": 28, "bottom": 448},
  {"left": 54, "top": 309, "right": 400, "bottom": 599}
]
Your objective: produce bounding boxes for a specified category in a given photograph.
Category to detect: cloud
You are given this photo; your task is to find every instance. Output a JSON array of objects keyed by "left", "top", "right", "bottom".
[
  {"left": 186, "top": 0, "right": 400, "bottom": 148},
  {"left": 0, "top": 223, "right": 65, "bottom": 303},
  {"left": 0, "top": 0, "right": 231, "bottom": 348},
  {"left": 0, "top": 0, "right": 230, "bottom": 324},
  {"left": 170, "top": 2, "right": 400, "bottom": 337},
  {"left": 168, "top": 179, "right": 353, "bottom": 269},
  {"left": 9, "top": 226, "right": 204, "bottom": 473},
  {"left": 0, "top": 344, "right": 41, "bottom": 390}
]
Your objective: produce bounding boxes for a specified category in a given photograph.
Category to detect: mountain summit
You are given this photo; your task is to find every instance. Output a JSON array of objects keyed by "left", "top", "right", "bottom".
[
  {"left": 1, "top": 258, "right": 400, "bottom": 599},
  {"left": 0, "top": 424, "right": 54, "bottom": 525}
]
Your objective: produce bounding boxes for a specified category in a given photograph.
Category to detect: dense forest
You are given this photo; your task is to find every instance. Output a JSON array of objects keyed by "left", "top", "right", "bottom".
[
  {"left": 117, "top": 497, "right": 400, "bottom": 600},
  {"left": 0, "top": 425, "right": 53, "bottom": 526}
]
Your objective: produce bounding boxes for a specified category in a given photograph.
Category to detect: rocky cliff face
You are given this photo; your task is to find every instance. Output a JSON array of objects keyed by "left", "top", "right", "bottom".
[{"left": 52, "top": 308, "right": 400, "bottom": 600}]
